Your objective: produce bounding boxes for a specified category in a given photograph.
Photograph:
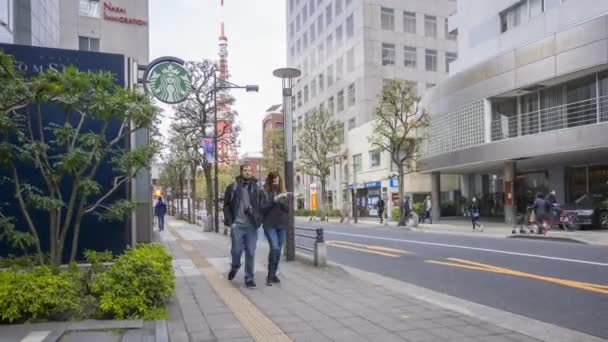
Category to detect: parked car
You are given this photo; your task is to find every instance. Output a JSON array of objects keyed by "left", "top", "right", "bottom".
[{"left": 561, "top": 194, "right": 608, "bottom": 230}]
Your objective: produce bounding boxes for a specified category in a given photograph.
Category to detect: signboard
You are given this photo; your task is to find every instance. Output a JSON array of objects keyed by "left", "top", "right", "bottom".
[
  {"left": 199, "top": 137, "right": 216, "bottom": 162},
  {"left": 103, "top": 2, "right": 147, "bottom": 25},
  {"left": 390, "top": 177, "right": 399, "bottom": 188},
  {"left": 365, "top": 181, "right": 381, "bottom": 188},
  {"left": 311, "top": 193, "right": 318, "bottom": 210},
  {"left": 145, "top": 57, "right": 191, "bottom": 104}
]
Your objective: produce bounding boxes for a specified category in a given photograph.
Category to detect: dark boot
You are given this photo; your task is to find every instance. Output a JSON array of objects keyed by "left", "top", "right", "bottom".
[{"left": 266, "top": 273, "right": 273, "bottom": 286}]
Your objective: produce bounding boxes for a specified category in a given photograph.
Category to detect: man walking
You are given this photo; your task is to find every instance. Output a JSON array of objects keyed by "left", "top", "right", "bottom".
[
  {"left": 223, "top": 163, "right": 263, "bottom": 288},
  {"left": 155, "top": 196, "right": 167, "bottom": 232},
  {"left": 377, "top": 198, "right": 385, "bottom": 224},
  {"left": 422, "top": 195, "right": 432, "bottom": 224}
]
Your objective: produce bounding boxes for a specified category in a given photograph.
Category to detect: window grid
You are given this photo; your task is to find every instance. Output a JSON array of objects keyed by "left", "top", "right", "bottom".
[
  {"left": 346, "top": 14, "right": 354, "bottom": 38},
  {"left": 382, "top": 43, "right": 396, "bottom": 66},
  {"left": 424, "top": 15, "right": 437, "bottom": 37},
  {"left": 403, "top": 11, "right": 416, "bottom": 34},
  {"left": 348, "top": 83, "right": 355, "bottom": 106},
  {"left": 446, "top": 52, "right": 457, "bottom": 73},
  {"left": 404, "top": 46, "right": 416, "bottom": 68},
  {"left": 381, "top": 7, "right": 395, "bottom": 31},
  {"left": 369, "top": 150, "right": 381, "bottom": 167},
  {"left": 428, "top": 100, "right": 485, "bottom": 156},
  {"left": 425, "top": 49, "right": 437, "bottom": 71},
  {"left": 325, "top": 4, "right": 332, "bottom": 27},
  {"left": 336, "top": 25, "right": 343, "bottom": 47},
  {"left": 327, "top": 64, "right": 334, "bottom": 87},
  {"left": 337, "top": 90, "right": 345, "bottom": 112}
]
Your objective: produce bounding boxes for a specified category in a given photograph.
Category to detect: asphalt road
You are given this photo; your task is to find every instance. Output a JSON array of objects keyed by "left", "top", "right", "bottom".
[{"left": 295, "top": 221, "right": 608, "bottom": 339}]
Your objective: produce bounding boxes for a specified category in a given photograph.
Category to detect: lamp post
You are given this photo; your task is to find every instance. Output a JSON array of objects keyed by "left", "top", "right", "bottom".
[
  {"left": 213, "top": 74, "right": 259, "bottom": 233},
  {"left": 273, "top": 67, "right": 301, "bottom": 261}
]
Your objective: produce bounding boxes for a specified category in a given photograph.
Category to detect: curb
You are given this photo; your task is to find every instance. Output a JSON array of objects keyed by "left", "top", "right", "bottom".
[{"left": 507, "top": 234, "right": 588, "bottom": 244}]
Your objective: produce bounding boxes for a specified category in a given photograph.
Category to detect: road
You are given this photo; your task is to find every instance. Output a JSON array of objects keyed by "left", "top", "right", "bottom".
[{"left": 295, "top": 221, "right": 608, "bottom": 339}]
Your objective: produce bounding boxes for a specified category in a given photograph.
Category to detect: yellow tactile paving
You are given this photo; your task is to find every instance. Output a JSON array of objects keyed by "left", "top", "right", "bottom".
[{"left": 168, "top": 225, "right": 293, "bottom": 342}]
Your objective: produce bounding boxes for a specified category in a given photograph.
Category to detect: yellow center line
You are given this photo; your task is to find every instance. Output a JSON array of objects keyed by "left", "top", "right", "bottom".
[
  {"left": 326, "top": 240, "right": 401, "bottom": 257},
  {"left": 426, "top": 258, "right": 608, "bottom": 295}
]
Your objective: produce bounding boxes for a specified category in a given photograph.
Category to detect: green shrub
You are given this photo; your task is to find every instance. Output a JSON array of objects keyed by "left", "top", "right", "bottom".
[
  {"left": 391, "top": 207, "right": 400, "bottom": 221},
  {"left": 0, "top": 266, "right": 81, "bottom": 323},
  {"left": 440, "top": 200, "right": 457, "bottom": 216},
  {"left": 91, "top": 243, "right": 175, "bottom": 319},
  {"left": 413, "top": 202, "right": 425, "bottom": 217}
]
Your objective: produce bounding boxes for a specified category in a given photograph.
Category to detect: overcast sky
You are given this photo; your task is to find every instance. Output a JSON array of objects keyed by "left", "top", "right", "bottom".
[{"left": 150, "top": 0, "right": 286, "bottom": 154}]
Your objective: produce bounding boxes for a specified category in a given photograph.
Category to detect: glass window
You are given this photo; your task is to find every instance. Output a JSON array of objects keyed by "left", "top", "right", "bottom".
[
  {"left": 319, "top": 101, "right": 325, "bottom": 112},
  {"left": 317, "top": 42, "right": 324, "bottom": 63},
  {"left": 304, "top": 85, "right": 309, "bottom": 103},
  {"left": 491, "top": 98, "right": 518, "bottom": 140},
  {"left": 335, "top": 0, "right": 343, "bottom": 16},
  {"left": 297, "top": 91, "right": 303, "bottom": 108},
  {"left": 540, "top": 85, "right": 565, "bottom": 132},
  {"left": 309, "top": 0, "right": 315, "bottom": 14},
  {"left": 290, "top": 0, "right": 294, "bottom": 13},
  {"left": 78, "top": 36, "right": 100, "bottom": 52},
  {"left": 424, "top": 15, "right": 437, "bottom": 37},
  {"left": 317, "top": 14, "right": 323, "bottom": 34},
  {"left": 530, "top": 0, "right": 544, "bottom": 17},
  {"left": 319, "top": 73, "right": 325, "bottom": 91},
  {"left": 446, "top": 52, "right": 457, "bottom": 72},
  {"left": 290, "top": 22, "right": 295, "bottom": 38},
  {"left": 425, "top": 49, "right": 437, "bottom": 71},
  {"left": 500, "top": 1, "right": 525, "bottom": 33},
  {"left": 326, "top": 33, "right": 333, "bottom": 56},
  {"left": 347, "top": 48, "right": 355, "bottom": 72},
  {"left": 381, "top": 7, "right": 395, "bottom": 31},
  {"left": 348, "top": 83, "right": 355, "bottom": 106},
  {"left": 311, "top": 79, "right": 317, "bottom": 98},
  {"left": 296, "top": 14, "right": 301, "bottom": 32},
  {"left": 310, "top": 52, "right": 317, "bottom": 69},
  {"left": 404, "top": 46, "right": 416, "bottom": 68},
  {"left": 598, "top": 71, "right": 608, "bottom": 122},
  {"left": 353, "top": 153, "right": 362, "bottom": 172},
  {"left": 336, "top": 25, "right": 343, "bottom": 47},
  {"left": 520, "top": 93, "right": 539, "bottom": 135},
  {"left": 327, "top": 64, "right": 334, "bottom": 87},
  {"left": 303, "top": 57, "right": 309, "bottom": 75},
  {"left": 290, "top": 46, "right": 295, "bottom": 59},
  {"left": 326, "top": 4, "right": 332, "bottom": 26},
  {"left": 348, "top": 117, "right": 356, "bottom": 130},
  {"left": 303, "top": 32, "right": 309, "bottom": 50},
  {"left": 303, "top": 4, "right": 308, "bottom": 22},
  {"left": 382, "top": 43, "right": 396, "bottom": 66},
  {"left": 310, "top": 24, "right": 316, "bottom": 42},
  {"left": 566, "top": 75, "right": 596, "bottom": 128},
  {"left": 426, "top": 83, "right": 435, "bottom": 89},
  {"left": 403, "top": 11, "right": 416, "bottom": 34},
  {"left": 346, "top": 14, "right": 354, "bottom": 38},
  {"left": 291, "top": 96, "right": 296, "bottom": 112},
  {"left": 346, "top": 0, "right": 352, "bottom": 6},
  {"left": 369, "top": 150, "right": 381, "bottom": 167},
  {"left": 79, "top": 0, "right": 100, "bottom": 18},
  {"left": 336, "top": 56, "right": 344, "bottom": 81},
  {"left": 337, "top": 90, "right": 345, "bottom": 112},
  {"left": 328, "top": 96, "right": 335, "bottom": 114}
]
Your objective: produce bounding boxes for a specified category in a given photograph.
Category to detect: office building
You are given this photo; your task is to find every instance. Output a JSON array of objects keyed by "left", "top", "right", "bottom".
[
  {"left": 286, "top": 0, "right": 459, "bottom": 216},
  {"left": 421, "top": 0, "right": 608, "bottom": 226},
  {"left": 0, "top": 0, "right": 60, "bottom": 47}
]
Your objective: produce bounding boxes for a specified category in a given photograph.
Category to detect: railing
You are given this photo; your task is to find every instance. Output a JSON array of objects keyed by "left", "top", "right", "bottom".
[
  {"left": 491, "top": 95, "right": 608, "bottom": 141},
  {"left": 294, "top": 226, "right": 326, "bottom": 267}
]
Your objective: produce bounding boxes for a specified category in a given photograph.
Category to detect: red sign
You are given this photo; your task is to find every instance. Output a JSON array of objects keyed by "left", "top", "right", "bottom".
[{"left": 103, "top": 2, "right": 147, "bottom": 26}]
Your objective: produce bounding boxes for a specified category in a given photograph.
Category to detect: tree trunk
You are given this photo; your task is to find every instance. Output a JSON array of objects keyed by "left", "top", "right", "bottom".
[
  {"left": 398, "top": 166, "right": 406, "bottom": 226},
  {"left": 179, "top": 172, "right": 184, "bottom": 220},
  {"left": 190, "top": 163, "right": 196, "bottom": 224},
  {"left": 320, "top": 178, "right": 327, "bottom": 221}
]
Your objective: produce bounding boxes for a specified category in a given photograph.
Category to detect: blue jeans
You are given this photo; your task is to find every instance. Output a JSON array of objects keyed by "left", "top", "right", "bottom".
[
  {"left": 263, "top": 226, "right": 286, "bottom": 276},
  {"left": 231, "top": 223, "right": 259, "bottom": 282},
  {"left": 157, "top": 215, "right": 165, "bottom": 231}
]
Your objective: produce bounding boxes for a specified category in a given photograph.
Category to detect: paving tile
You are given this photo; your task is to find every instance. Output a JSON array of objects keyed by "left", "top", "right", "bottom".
[
  {"left": 453, "top": 324, "right": 490, "bottom": 337},
  {"left": 307, "top": 318, "right": 344, "bottom": 330},
  {"left": 218, "top": 338, "right": 254, "bottom": 342},
  {"left": 480, "top": 335, "right": 519, "bottom": 342},
  {"left": 503, "top": 334, "right": 543, "bottom": 342},
  {"left": 212, "top": 327, "right": 251, "bottom": 339},
  {"left": 397, "top": 329, "right": 436, "bottom": 342},
  {"left": 205, "top": 313, "right": 242, "bottom": 330},
  {"left": 188, "top": 330, "right": 216, "bottom": 342},
  {"left": 276, "top": 321, "right": 315, "bottom": 333},
  {"left": 426, "top": 327, "right": 466, "bottom": 340},
  {"left": 363, "top": 332, "right": 408, "bottom": 342},
  {"left": 319, "top": 327, "right": 368, "bottom": 342},
  {"left": 288, "top": 330, "right": 333, "bottom": 342}
]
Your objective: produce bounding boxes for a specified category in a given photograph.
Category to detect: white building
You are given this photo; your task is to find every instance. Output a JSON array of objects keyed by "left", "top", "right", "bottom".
[
  {"left": 60, "top": 0, "right": 149, "bottom": 63},
  {"left": 0, "top": 0, "right": 60, "bottom": 47},
  {"left": 421, "top": 0, "right": 608, "bottom": 227},
  {"left": 286, "top": 0, "right": 459, "bottom": 217}
]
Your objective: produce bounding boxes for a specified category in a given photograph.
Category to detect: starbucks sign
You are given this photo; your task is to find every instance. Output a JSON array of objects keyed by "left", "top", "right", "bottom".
[{"left": 144, "top": 57, "right": 191, "bottom": 104}]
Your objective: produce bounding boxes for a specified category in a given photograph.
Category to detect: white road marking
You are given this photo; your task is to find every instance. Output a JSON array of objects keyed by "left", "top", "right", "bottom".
[
  {"left": 325, "top": 230, "right": 608, "bottom": 267},
  {"left": 21, "top": 331, "right": 51, "bottom": 342}
]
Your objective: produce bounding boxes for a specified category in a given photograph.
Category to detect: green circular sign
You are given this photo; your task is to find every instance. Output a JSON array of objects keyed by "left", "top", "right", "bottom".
[{"left": 147, "top": 61, "right": 191, "bottom": 104}]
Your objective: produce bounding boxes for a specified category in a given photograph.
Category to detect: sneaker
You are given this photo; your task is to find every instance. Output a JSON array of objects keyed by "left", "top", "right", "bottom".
[
  {"left": 245, "top": 280, "right": 257, "bottom": 288},
  {"left": 266, "top": 277, "right": 273, "bottom": 286},
  {"left": 271, "top": 275, "right": 281, "bottom": 284},
  {"left": 228, "top": 269, "right": 237, "bottom": 281}
]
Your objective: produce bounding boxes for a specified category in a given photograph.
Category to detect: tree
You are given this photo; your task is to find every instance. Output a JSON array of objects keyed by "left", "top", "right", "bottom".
[
  {"left": 171, "top": 60, "right": 239, "bottom": 225},
  {"left": 296, "top": 110, "right": 342, "bottom": 220},
  {"left": 261, "top": 128, "right": 285, "bottom": 176},
  {"left": 0, "top": 51, "right": 159, "bottom": 265},
  {"left": 368, "top": 80, "right": 429, "bottom": 226},
  {"left": 195, "top": 164, "right": 239, "bottom": 203}
]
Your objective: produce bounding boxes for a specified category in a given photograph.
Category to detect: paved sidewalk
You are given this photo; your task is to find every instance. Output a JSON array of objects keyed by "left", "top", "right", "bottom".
[
  {"left": 163, "top": 216, "right": 545, "bottom": 342},
  {"left": 305, "top": 216, "right": 608, "bottom": 246}
]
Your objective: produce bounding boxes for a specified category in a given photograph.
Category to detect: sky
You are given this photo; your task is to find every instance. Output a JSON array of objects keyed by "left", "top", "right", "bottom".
[{"left": 149, "top": 0, "right": 286, "bottom": 154}]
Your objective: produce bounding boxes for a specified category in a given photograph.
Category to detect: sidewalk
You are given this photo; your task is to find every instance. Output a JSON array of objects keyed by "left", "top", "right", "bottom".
[
  {"left": 162, "top": 216, "right": 545, "bottom": 342},
  {"left": 321, "top": 216, "right": 608, "bottom": 246}
]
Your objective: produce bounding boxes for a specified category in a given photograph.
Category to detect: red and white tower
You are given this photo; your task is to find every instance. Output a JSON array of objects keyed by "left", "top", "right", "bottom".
[{"left": 216, "top": 1, "right": 238, "bottom": 164}]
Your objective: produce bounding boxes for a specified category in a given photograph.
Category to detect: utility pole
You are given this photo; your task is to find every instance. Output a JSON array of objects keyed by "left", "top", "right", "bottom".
[{"left": 273, "top": 67, "right": 301, "bottom": 261}]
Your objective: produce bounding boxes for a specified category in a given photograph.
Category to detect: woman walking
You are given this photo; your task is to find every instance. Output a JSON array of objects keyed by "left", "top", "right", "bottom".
[
  {"left": 155, "top": 196, "right": 167, "bottom": 231},
  {"left": 261, "top": 172, "right": 289, "bottom": 286}
]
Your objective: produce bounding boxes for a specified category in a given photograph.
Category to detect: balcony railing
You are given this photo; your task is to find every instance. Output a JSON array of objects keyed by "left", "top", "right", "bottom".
[{"left": 491, "top": 95, "right": 608, "bottom": 141}]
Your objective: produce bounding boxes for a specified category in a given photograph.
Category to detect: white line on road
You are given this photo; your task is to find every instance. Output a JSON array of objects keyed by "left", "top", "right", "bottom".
[{"left": 325, "top": 230, "right": 608, "bottom": 267}]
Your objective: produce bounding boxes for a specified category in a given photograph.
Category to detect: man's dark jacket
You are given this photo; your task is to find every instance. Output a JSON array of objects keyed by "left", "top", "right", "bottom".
[{"left": 223, "top": 176, "right": 263, "bottom": 227}]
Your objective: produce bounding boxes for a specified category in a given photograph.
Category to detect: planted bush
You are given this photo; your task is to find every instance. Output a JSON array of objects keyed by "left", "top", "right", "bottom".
[
  {"left": 91, "top": 243, "right": 175, "bottom": 319},
  {"left": 0, "top": 266, "right": 81, "bottom": 323}
]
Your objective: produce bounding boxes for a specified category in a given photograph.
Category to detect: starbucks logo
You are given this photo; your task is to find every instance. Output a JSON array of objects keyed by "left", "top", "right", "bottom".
[{"left": 147, "top": 61, "right": 191, "bottom": 104}]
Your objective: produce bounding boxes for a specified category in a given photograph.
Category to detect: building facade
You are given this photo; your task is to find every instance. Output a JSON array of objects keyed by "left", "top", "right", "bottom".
[
  {"left": 59, "top": 0, "right": 149, "bottom": 63},
  {"left": 0, "top": 0, "right": 60, "bottom": 47},
  {"left": 421, "top": 0, "right": 608, "bottom": 226},
  {"left": 286, "top": 0, "right": 459, "bottom": 217}
]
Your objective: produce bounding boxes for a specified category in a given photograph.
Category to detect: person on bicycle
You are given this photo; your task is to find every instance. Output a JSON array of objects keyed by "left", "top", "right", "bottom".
[
  {"left": 529, "top": 193, "right": 551, "bottom": 233},
  {"left": 546, "top": 190, "right": 559, "bottom": 226}
]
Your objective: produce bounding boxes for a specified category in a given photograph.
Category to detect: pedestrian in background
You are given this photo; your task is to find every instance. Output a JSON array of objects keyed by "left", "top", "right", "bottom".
[
  {"left": 155, "top": 196, "right": 167, "bottom": 232},
  {"left": 470, "top": 196, "right": 482, "bottom": 231},
  {"left": 422, "top": 195, "right": 432, "bottom": 224},
  {"left": 261, "top": 172, "right": 288, "bottom": 286},
  {"left": 377, "top": 198, "right": 385, "bottom": 224},
  {"left": 223, "top": 163, "right": 263, "bottom": 288}
]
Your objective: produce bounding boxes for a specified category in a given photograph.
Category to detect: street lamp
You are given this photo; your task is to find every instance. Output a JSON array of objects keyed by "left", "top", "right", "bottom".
[
  {"left": 273, "top": 67, "right": 301, "bottom": 261},
  {"left": 213, "top": 74, "right": 259, "bottom": 234}
]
